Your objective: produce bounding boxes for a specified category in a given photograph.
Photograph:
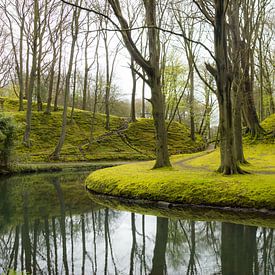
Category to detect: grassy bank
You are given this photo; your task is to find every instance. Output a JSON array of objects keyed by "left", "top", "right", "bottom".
[
  {"left": 1, "top": 97, "right": 205, "bottom": 163},
  {"left": 86, "top": 143, "right": 275, "bottom": 210}
]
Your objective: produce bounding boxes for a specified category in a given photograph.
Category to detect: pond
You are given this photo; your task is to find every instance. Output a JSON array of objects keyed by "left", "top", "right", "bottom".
[{"left": 0, "top": 171, "right": 274, "bottom": 275}]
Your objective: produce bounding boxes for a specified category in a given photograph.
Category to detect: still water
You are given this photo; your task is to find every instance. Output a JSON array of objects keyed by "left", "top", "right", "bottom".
[{"left": 0, "top": 171, "right": 274, "bottom": 275}]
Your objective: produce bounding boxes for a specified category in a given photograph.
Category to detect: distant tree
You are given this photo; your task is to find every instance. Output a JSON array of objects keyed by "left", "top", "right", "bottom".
[
  {"left": 1, "top": 0, "right": 28, "bottom": 111},
  {"left": 23, "top": 0, "right": 39, "bottom": 147},
  {"left": 51, "top": 2, "right": 81, "bottom": 160}
]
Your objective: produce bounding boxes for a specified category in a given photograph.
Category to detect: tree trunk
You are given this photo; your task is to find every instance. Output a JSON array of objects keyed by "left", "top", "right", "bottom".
[
  {"left": 70, "top": 51, "right": 78, "bottom": 122},
  {"left": 51, "top": 6, "right": 80, "bottom": 159},
  {"left": 23, "top": 0, "right": 39, "bottom": 147},
  {"left": 45, "top": 47, "right": 57, "bottom": 114},
  {"left": 25, "top": 32, "right": 30, "bottom": 100},
  {"left": 145, "top": 0, "right": 171, "bottom": 168},
  {"left": 82, "top": 34, "right": 89, "bottom": 110},
  {"left": 213, "top": 0, "right": 244, "bottom": 174},
  {"left": 18, "top": 15, "right": 25, "bottom": 111},
  {"left": 141, "top": 70, "right": 146, "bottom": 118},
  {"left": 240, "top": 2, "right": 264, "bottom": 137},
  {"left": 103, "top": 30, "right": 111, "bottom": 130},
  {"left": 108, "top": 0, "right": 171, "bottom": 168},
  {"left": 54, "top": 9, "right": 64, "bottom": 112},
  {"left": 151, "top": 75, "right": 171, "bottom": 168},
  {"left": 229, "top": 0, "right": 247, "bottom": 164},
  {"left": 130, "top": 58, "right": 137, "bottom": 122},
  {"left": 189, "top": 63, "right": 195, "bottom": 141}
]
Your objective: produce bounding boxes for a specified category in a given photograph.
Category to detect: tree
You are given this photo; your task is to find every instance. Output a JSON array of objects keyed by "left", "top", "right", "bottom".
[
  {"left": 36, "top": 0, "right": 50, "bottom": 112},
  {"left": 107, "top": 0, "right": 171, "bottom": 168},
  {"left": 51, "top": 2, "right": 81, "bottom": 160},
  {"left": 240, "top": 0, "right": 266, "bottom": 137},
  {"left": 45, "top": 1, "right": 62, "bottom": 114},
  {"left": 23, "top": 0, "right": 39, "bottom": 147},
  {"left": 1, "top": 0, "right": 28, "bottom": 111},
  {"left": 194, "top": 0, "right": 246, "bottom": 174}
]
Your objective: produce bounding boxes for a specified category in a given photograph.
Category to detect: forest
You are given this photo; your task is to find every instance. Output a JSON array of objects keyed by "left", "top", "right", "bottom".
[
  {"left": 0, "top": 1, "right": 275, "bottom": 274},
  {"left": 0, "top": 0, "right": 273, "bottom": 173}
]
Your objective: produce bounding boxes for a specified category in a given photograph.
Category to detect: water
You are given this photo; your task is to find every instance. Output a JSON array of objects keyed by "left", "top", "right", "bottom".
[{"left": 0, "top": 171, "right": 274, "bottom": 275}]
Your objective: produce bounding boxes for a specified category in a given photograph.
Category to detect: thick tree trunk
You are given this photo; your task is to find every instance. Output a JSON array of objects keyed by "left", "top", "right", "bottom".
[
  {"left": 151, "top": 74, "right": 171, "bottom": 168},
  {"left": 146, "top": 0, "right": 171, "bottom": 168},
  {"left": 229, "top": 0, "right": 247, "bottom": 164},
  {"left": 217, "top": 88, "right": 243, "bottom": 174},
  {"left": 213, "top": 0, "right": 244, "bottom": 174},
  {"left": 242, "top": 78, "right": 264, "bottom": 137},
  {"left": 241, "top": 42, "right": 264, "bottom": 137}
]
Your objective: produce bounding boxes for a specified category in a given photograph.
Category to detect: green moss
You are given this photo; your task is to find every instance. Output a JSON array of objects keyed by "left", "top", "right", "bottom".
[
  {"left": 86, "top": 144, "right": 275, "bottom": 210},
  {"left": 125, "top": 118, "right": 205, "bottom": 155},
  {"left": 1, "top": 97, "right": 205, "bottom": 163},
  {"left": 261, "top": 114, "right": 275, "bottom": 134}
]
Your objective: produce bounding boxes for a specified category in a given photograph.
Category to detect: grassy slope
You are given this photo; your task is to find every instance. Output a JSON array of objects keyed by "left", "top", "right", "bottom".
[
  {"left": 1, "top": 97, "right": 205, "bottom": 162},
  {"left": 86, "top": 115, "right": 275, "bottom": 210}
]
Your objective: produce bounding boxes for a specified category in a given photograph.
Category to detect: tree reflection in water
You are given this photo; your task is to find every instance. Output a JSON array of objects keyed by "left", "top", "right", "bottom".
[{"left": 0, "top": 173, "right": 275, "bottom": 274}]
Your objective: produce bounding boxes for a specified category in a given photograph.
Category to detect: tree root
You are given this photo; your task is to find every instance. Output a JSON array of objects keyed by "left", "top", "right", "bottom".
[{"left": 217, "top": 164, "right": 250, "bottom": 175}]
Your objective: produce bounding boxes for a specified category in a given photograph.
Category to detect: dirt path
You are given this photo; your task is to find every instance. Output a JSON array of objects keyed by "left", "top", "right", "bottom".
[
  {"left": 173, "top": 147, "right": 215, "bottom": 172},
  {"left": 174, "top": 146, "right": 275, "bottom": 175}
]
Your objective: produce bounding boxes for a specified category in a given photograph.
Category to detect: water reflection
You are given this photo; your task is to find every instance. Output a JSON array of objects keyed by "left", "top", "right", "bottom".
[{"left": 0, "top": 172, "right": 275, "bottom": 274}]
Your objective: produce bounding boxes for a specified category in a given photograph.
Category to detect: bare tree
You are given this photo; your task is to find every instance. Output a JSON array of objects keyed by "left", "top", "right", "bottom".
[
  {"left": 23, "top": 0, "right": 39, "bottom": 146},
  {"left": 51, "top": 2, "right": 81, "bottom": 160}
]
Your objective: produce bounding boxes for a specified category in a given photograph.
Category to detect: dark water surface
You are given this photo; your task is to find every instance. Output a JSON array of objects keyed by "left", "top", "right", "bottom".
[{"left": 0, "top": 171, "right": 274, "bottom": 275}]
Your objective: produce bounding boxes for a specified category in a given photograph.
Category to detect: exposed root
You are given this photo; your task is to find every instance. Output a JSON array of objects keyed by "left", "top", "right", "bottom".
[{"left": 217, "top": 164, "right": 250, "bottom": 175}]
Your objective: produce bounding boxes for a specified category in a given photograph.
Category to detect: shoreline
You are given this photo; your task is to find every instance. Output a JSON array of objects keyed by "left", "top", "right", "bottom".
[
  {"left": 85, "top": 144, "right": 275, "bottom": 212},
  {"left": 0, "top": 160, "right": 133, "bottom": 175},
  {"left": 87, "top": 190, "right": 275, "bottom": 228}
]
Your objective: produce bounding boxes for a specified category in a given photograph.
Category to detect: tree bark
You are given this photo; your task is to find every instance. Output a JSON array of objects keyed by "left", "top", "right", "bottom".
[
  {"left": 23, "top": 0, "right": 39, "bottom": 146},
  {"left": 130, "top": 58, "right": 137, "bottom": 122},
  {"left": 229, "top": 0, "right": 247, "bottom": 164},
  {"left": 212, "top": 0, "right": 244, "bottom": 174}
]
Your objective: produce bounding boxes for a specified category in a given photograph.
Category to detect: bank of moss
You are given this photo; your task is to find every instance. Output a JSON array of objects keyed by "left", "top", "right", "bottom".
[
  {"left": 0, "top": 97, "right": 205, "bottom": 163},
  {"left": 86, "top": 144, "right": 275, "bottom": 210}
]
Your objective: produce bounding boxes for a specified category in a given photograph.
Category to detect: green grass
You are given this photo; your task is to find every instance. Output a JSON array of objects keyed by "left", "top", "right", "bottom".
[
  {"left": 0, "top": 96, "right": 205, "bottom": 163},
  {"left": 86, "top": 143, "right": 275, "bottom": 210}
]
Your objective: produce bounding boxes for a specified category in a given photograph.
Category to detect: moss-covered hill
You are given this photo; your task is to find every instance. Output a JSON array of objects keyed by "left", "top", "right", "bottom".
[{"left": 0, "top": 97, "right": 205, "bottom": 163}]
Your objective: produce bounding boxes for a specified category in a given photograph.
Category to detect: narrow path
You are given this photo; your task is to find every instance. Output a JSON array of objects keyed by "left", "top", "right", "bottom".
[
  {"left": 174, "top": 145, "right": 275, "bottom": 175},
  {"left": 173, "top": 146, "right": 215, "bottom": 172}
]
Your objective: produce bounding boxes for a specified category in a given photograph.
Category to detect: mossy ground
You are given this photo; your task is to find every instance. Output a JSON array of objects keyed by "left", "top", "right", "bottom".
[
  {"left": 0, "top": 97, "right": 205, "bottom": 163},
  {"left": 86, "top": 143, "right": 275, "bottom": 210}
]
